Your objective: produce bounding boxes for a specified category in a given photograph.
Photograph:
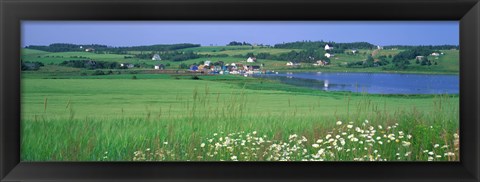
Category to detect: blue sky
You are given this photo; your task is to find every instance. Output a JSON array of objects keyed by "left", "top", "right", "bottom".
[{"left": 21, "top": 21, "right": 459, "bottom": 47}]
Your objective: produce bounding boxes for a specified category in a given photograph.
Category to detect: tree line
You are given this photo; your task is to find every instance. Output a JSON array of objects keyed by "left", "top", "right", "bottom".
[
  {"left": 227, "top": 41, "right": 252, "bottom": 46},
  {"left": 274, "top": 41, "right": 377, "bottom": 50},
  {"left": 383, "top": 45, "right": 458, "bottom": 50},
  {"left": 25, "top": 43, "right": 200, "bottom": 53}
]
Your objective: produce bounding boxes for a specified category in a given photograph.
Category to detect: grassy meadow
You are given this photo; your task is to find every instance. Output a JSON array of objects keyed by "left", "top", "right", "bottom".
[
  {"left": 20, "top": 45, "right": 460, "bottom": 162},
  {"left": 21, "top": 75, "right": 459, "bottom": 161}
]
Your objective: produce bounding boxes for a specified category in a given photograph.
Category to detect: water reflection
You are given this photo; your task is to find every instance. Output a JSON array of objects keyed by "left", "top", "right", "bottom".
[{"left": 252, "top": 72, "right": 459, "bottom": 94}]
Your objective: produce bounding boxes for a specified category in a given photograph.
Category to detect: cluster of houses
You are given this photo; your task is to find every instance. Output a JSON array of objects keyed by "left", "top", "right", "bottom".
[
  {"left": 324, "top": 44, "right": 335, "bottom": 58},
  {"left": 285, "top": 44, "right": 387, "bottom": 67},
  {"left": 415, "top": 52, "right": 444, "bottom": 61},
  {"left": 188, "top": 59, "right": 264, "bottom": 75},
  {"left": 286, "top": 60, "right": 330, "bottom": 67}
]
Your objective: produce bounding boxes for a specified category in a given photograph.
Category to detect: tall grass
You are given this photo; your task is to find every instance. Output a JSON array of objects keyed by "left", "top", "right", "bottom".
[{"left": 21, "top": 85, "right": 459, "bottom": 161}]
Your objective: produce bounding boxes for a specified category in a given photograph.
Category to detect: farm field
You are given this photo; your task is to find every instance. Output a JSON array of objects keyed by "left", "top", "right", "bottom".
[{"left": 21, "top": 75, "right": 459, "bottom": 161}]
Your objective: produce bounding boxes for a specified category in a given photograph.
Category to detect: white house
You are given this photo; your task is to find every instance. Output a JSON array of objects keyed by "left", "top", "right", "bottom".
[
  {"left": 377, "top": 45, "right": 383, "bottom": 50},
  {"left": 204, "top": 60, "right": 211, "bottom": 66},
  {"left": 85, "top": 48, "right": 95, "bottom": 52},
  {"left": 324, "top": 53, "right": 334, "bottom": 58},
  {"left": 246, "top": 57, "right": 256, "bottom": 63},
  {"left": 120, "top": 63, "right": 134, "bottom": 68},
  {"left": 152, "top": 54, "right": 161, "bottom": 61},
  {"left": 416, "top": 56, "right": 425, "bottom": 60},
  {"left": 324, "top": 44, "right": 334, "bottom": 50},
  {"left": 286, "top": 61, "right": 300, "bottom": 66},
  {"left": 313, "top": 60, "right": 328, "bottom": 66},
  {"left": 431, "top": 52, "right": 440, "bottom": 56},
  {"left": 351, "top": 49, "right": 358, "bottom": 54}
]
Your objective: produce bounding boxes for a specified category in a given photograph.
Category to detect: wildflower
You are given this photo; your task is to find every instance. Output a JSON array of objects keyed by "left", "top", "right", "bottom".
[
  {"left": 355, "top": 127, "right": 362, "bottom": 132},
  {"left": 434, "top": 144, "right": 440, "bottom": 148},
  {"left": 312, "top": 144, "right": 320, "bottom": 148},
  {"left": 289, "top": 134, "right": 298, "bottom": 140},
  {"left": 407, "top": 135, "right": 412, "bottom": 139},
  {"left": 318, "top": 149, "right": 325, "bottom": 155},
  {"left": 316, "top": 139, "right": 323, "bottom": 143},
  {"left": 402, "top": 141, "right": 411, "bottom": 147},
  {"left": 336, "top": 121, "right": 342, "bottom": 125},
  {"left": 378, "top": 125, "right": 383, "bottom": 129},
  {"left": 453, "top": 133, "right": 459, "bottom": 139},
  {"left": 428, "top": 156, "right": 434, "bottom": 161},
  {"left": 200, "top": 143, "right": 205, "bottom": 148},
  {"left": 365, "top": 120, "right": 369, "bottom": 124},
  {"left": 445, "top": 152, "right": 455, "bottom": 156},
  {"left": 231, "top": 156, "right": 238, "bottom": 160},
  {"left": 252, "top": 131, "right": 257, "bottom": 135},
  {"left": 163, "top": 142, "right": 168, "bottom": 145},
  {"left": 428, "top": 151, "right": 434, "bottom": 155},
  {"left": 347, "top": 125, "right": 353, "bottom": 129},
  {"left": 325, "top": 134, "right": 332, "bottom": 139}
]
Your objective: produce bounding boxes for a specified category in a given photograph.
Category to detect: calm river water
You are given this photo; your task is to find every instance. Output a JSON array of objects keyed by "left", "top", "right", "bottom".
[{"left": 252, "top": 72, "right": 459, "bottom": 94}]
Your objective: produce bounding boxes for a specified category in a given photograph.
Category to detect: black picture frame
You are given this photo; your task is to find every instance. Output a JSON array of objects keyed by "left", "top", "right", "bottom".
[{"left": 1, "top": 0, "right": 479, "bottom": 181}]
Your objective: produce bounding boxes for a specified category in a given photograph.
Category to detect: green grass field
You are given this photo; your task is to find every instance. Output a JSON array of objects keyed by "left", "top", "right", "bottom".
[
  {"left": 21, "top": 75, "right": 459, "bottom": 161},
  {"left": 22, "top": 49, "right": 133, "bottom": 64}
]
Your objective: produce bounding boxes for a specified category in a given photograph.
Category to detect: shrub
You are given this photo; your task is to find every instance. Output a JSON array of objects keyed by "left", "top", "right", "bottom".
[{"left": 91, "top": 70, "right": 105, "bottom": 75}]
